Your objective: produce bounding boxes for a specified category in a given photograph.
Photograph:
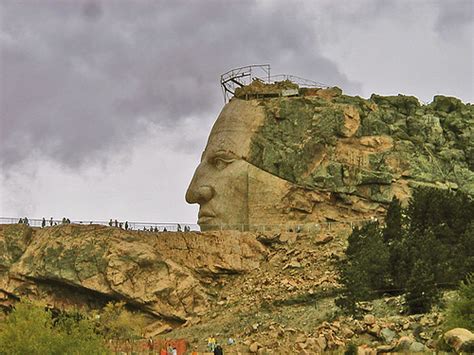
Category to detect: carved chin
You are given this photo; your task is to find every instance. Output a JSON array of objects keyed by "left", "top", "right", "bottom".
[{"left": 198, "top": 220, "right": 249, "bottom": 232}]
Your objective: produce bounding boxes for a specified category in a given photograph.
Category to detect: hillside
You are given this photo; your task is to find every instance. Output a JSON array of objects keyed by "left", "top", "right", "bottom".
[{"left": 0, "top": 223, "right": 459, "bottom": 353}]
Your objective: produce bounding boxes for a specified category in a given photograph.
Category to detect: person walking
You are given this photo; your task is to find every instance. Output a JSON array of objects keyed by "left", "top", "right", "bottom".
[
  {"left": 214, "top": 344, "right": 224, "bottom": 355},
  {"left": 207, "top": 336, "right": 216, "bottom": 352},
  {"left": 42, "top": 218, "right": 46, "bottom": 228},
  {"left": 50, "top": 217, "right": 53, "bottom": 226}
]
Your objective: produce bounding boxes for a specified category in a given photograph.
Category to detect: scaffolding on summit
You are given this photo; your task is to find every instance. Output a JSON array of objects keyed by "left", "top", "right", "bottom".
[{"left": 220, "top": 64, "right": 329, "bottom": 103}]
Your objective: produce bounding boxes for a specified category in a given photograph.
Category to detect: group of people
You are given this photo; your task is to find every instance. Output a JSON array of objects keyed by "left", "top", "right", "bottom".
[
  {"left": 16, "top": 216, "right": 192, "bottom": 233},
  {"left": 206, "top": 335, "right": 235, "bottom": 355},
  {"left": 17, "top": 217, "right": 29, "bottom": 225},
  {"left": 108, "top": 219, "right": 191, "bottom": 233},
  {"left": 18, "top": 217, "right": 70, "bottom": 228}
]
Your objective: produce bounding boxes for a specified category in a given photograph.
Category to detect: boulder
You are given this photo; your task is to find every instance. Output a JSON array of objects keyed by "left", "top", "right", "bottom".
[
  {"left": 393, "top": 336, "right": 414, "bottom": 352},
  {"left": 363, "top": 314, "right": 376, "bottom": 325},
  {"left": 443, "top": 328, "right": 474, "bottom": 353},
  {"left": 249, "top": 341, "right": 261, "bottom": 353},
  {"left": 408, "top": 341, "right": 426, "bottom": 352},
  {"left": 376, "top": 344, "right": 395, "bottom": 353},
  {"left": 380, "top": 328, "right": 396, "bottom": 344}
]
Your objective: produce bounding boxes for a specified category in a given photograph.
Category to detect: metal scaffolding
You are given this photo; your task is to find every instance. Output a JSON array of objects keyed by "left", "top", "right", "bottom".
[
  {"left": 220, "top": 64, "right": 329, "bottom": 102},
  {"left": 220, "top": 64, "right": 271, "bottom": 102}
]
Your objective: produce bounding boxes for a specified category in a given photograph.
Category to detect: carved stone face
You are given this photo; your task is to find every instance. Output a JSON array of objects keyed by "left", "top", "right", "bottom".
[
  {"left": 187, "top": 90, "right": 466, "bottom": 230},
  {"left": 185, "top": 100, "right": 266, "bottom": 230}
]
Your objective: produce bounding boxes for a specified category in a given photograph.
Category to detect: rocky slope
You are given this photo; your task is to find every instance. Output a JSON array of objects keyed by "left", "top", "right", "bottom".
[{"left": 1, "top": 222, "right": 465, "bottom": 353}]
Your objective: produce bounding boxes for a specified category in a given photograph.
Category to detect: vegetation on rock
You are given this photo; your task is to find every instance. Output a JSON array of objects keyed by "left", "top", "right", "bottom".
[
  {"left": 0, "top": 301, "right": 107, "bottom": 355},
  {"left": 248, "top": 89, "right": 473, "bottom": 207},
  {"left": 337, "top": 186, "right": 474, "bottom": 314},
  {"left": 96, "top": 301, "right": 146, "bottom": 349}
]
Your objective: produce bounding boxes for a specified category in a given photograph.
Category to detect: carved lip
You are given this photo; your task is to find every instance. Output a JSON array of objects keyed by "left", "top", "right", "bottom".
[
  {"left": 198, "top": 210, "right": 216, "bottom": 219},
  {"left": 197, "top": 210, "right": 217, "bottom": 225},
  {"left": 197, "top": 216, "right": 216, "bottom": 224}
]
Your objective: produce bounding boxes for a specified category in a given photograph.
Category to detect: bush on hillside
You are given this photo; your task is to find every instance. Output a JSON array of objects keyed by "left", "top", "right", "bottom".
[
  {"left": 0, "top": 301, "right": 107, "bottom": 355},
  {"left": 444, "top": 274, "right": 474, "bottom": 330},
  {"left": 96, "top": 301, "right": 146, "bottom": 348}
]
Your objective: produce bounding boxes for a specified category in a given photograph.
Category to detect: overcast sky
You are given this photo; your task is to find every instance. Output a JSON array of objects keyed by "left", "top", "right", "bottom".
[{"left": 0, "top": 0, "right": 473, "bottom": 224}]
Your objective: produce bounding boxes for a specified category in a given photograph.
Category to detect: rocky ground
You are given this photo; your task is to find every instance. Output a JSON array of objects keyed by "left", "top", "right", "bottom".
[
  {"left": 1, "top": 223, "right": 470, "bottom": 354},
  {"left": 163, "top": 225, "right": 463, "bottom": 354}
]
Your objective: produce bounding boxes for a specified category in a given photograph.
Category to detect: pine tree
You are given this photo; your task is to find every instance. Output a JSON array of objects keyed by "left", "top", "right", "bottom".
[
  {"left": 383, "top": 196, "right": 402, "bottom": 244},
  {"left": 337, "top": 221, "right": 389, "bottom": 314},
  {"left": 405, "top": 258, "right": 439, "bottom": 314}
]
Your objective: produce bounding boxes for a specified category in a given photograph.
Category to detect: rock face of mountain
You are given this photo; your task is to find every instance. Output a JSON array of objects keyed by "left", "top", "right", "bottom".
[
  {"left": 186, "top": 82, "right": 473, "bottom": 229},
  {"left": 0, "top": 224, "right": 266, "bottom": 322}
]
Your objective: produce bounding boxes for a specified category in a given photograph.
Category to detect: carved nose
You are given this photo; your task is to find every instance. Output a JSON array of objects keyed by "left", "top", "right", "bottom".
[{"left": 186, "top": 185, "right": 214, "bottom": 204}]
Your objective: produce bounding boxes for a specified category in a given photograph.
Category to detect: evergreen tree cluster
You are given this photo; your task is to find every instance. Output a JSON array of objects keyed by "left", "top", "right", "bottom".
[{"left": 337, "top": 187, "right": 474, "bottom": 314}]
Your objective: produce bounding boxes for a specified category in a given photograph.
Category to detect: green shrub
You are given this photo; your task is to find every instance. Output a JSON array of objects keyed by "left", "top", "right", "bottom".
[
  {"left": 0, "top": 301, "right": 107, "bottom": 355},
  {"left": 444, "top": 274, "right": 474, "bottom": 330},
  {"left": 344, "top": 342, "right": 358, "bottom": 355},
  {"left": 96, "top": 301, "right": 146, "bottom": 348}
]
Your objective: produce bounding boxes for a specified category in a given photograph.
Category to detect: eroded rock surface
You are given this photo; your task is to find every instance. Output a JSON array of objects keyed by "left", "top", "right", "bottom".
[{"left": 0, "top": 224, "right": 266, "bottom": 321}]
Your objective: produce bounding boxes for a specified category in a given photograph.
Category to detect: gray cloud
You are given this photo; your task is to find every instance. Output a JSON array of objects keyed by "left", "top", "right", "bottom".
[
  {"left": 434, "top": 0, "right": 473, "bottom": 38},
  {"left": 0, "top": 0, "right": 358, "bottom": 170}
]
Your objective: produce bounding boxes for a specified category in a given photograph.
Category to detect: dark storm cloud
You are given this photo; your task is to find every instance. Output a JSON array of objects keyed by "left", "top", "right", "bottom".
[{"left": 0, "top": 0, "right": 358, "bottom": 169}]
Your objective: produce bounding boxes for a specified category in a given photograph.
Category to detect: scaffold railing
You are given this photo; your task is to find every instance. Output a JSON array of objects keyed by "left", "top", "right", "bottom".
[
  {"left": 220, "top": 64, "right": 330, "bottom": 102},
  {"left": 268, "top": 74, "right": 329, "bottom": 89},
  {"left": 220, "top": 64, "right": 271, "bottom": 102}
]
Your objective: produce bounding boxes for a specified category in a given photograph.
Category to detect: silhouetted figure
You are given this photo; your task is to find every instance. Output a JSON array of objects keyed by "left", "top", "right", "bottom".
[
  {"left": 163, "top": 227, "right": 167, "bottom": 232},
  {"left": 177, "top": 224, "right": 182, "bottom": 232},
  {"left": 214, "top": 344, "right": 223, "bottom": 355},
  {"left": 50, "top": 217, "right": 53, "bottom": 226},
  {"left": 114, "top": 219, "right": 118, "bottom": 227},
  {"left": 23, "top": 217, "right": 29, "bottom": 226},
  {"left": 119, "top": 222, "right": 123, "bottom": 229},
  {"left": 18, "top": 218, "right": 23, "bottom": 224},
  {"left": 42, "top": 218, "right": 46, "bottom": 228},
  {"left": 62, "top": 217, "right": 67, "bottom": 224},
  {"left": 66, "top": 218, "right": 71, "bottom": 224},
  {"left": 154, "top": 226, "right": 158, "bottom": 232},
  {"left": 125, "top": 221, "right": 128, "bottom": 230},
  {"left": 109, "top": 219, "right": 113, "bottom": 227}
]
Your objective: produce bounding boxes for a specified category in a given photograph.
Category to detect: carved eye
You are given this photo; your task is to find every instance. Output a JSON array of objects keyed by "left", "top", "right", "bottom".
[
  {"left": 213, "top": 156, "right": 235, "bottom": 170},
  {"left": 210, "top": 151, "right": 237, "bottom": 170}
]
